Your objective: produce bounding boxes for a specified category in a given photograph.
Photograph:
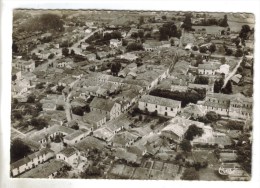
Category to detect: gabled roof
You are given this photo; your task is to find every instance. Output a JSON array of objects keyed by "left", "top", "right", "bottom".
[
  {"left": 83, "top": 111, "right": 106, "bottom": 123},
  {"left": 89, "top": 97, "right": 118, "bottom": 112},
  {"left": 139, "top": 95, "right": 181, "bottom": 108}
]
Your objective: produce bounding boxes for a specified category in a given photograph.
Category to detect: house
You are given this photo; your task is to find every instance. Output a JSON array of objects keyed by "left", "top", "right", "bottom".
[
  {"left": 22, "top": 72, "right": 37, "bottom": 81},
  {"left": 13, "top": 59, "right": 35, "bottom": 72},
  {"left": 56, "top": 147, "right": 80, "bottom": 166},
  {"left": 93, "top": 127, "right": 114, "bottom": 141},
  {"left": 198, "top": 63, "right": 220, "bottom": 75},
  {"left": 160, "top": 117, "right": 205, "bottom": 143},
  {"left": 19, "top": 160, "right": 67, "bottom": 178},
  {"left": 231, "top": 74, "right": 242, "bottom": 84},
  {"left": 11, "top": 148, "right": 55, "bottom": 177},
  {"left": 29, "top": 125, "right": 74, "bottom": 144},
  {"left": 12, "top": 68, "right": 22, "bottom": 81},
  {"left": 57, "top": 58, "right": 73, "bottom": 68},
  {"left": 110, "top": 39, "right": 122, "bottom": 48},
  {"left": 83, "top": 111, "right": 107, "bottom": 130},
  {"left": 12, "top": 85, "right": 28, "bottom": 96},
  {"left": 42, "top": 102, "right": 56, "bottom": 111},
  {"left": 85, "top": 53, "right": 96, "bottom": 61},
  {"left": 217, "top": 64, "right": 230, "bottom": 76},
  {"left": 110, "top": 131, "right": 140, "bottom": 147},
  {"left": 63, "top": 129, "right": 89, "bottom": 145},
  {"left": 81, "top": 42, "right": 90, "bottom": 49},
  {"left": 96, "top": 51, "right": 109, "bottom": 59},
  {"left": 229, "top": 93, "right": 253, "bottom": 119},
  {"left": 118, "top": 53, "right": 138, "bottom": 61},
  {"left": 89, "top": 97, "right": 121, "bottom": 120},
  {"left": 181, "top": 103, "right": 207, "bottom": 119},
  {"left": 203, "top": 93, "right": 231, "bottom": 116},
  {"left": 138, "top": 95, "right": 181, "bottom": 117},
  {"left": 188, "top": 83, "right": 213, "bottom": 93}
]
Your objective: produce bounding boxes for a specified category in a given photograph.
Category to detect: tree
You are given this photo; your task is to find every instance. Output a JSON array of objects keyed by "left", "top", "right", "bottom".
[
  {"left": 31, "top": 118, "right": 48, "bottom": 130},
  {"left": 195, "top": 54, "right": 203, "bottom": 66},
  {"left": 57, "top": 85, "right": 65, "bottom": 93},
  {"left": 56, "top": 105, "right": 64, "bottom": 111},
  {"left": 180, "top": 139, "right": 192, "bottom": 152},
  {"left": 194, "top": 76, "right": 209, "bottom": 85},
  {"left": 139, "top": 16, "right": 144, "bottom": 25},
  {"left": 110, "top": 61, "right": 121, "bottom": 76},
  {"left": 12, "top": 74, "right": 17, "bottom": 81},
  {"left": 235, "top": 48, "right": 243, "bottom": 57},
  {"left": 48, "top": 53, "right": 55, "bottom": 59},
  {"left": 11, "top": 139, "right": 31, "bottom": 163},
  {"left": 185, "top": 125, "right": 204, "bottom": 141},
  {"left": 205, "top": 111, "right": 220, "bottom": 122},
  {"left": 208, "top": 43, "right": 216, "bottom": 54},
  {"left": 192, "top": 45, "right": 198, "bottom": 51},
  {"left": 162, "top": 15, "right": 167, "bottom": 20},
  {"left": 222, "top": 80, "right": 232, "bottom": 94},
  {"left": 199, "top": 46, "right": 207, "bottom": 53},
  {"left": 70, "top": 49, "right": 75, "bottom": 56},
  {"left": 225, "top": 48, "right": 233, "bottom": 56},
  {"left": 221, "top": 57, "right": 226, "bottom": 64},
  {"left": 239, "top": 25, "right": 251, "bottom": 40},
  {"left": 27, "top": 95, "right": 35, "bottom": 103},
  {"left": 219, "top": 14, "right": 229, "bottom": 27},
  {"left": 214, "top": 78, "right": 224, "bottom": 93},
  {"left": 159, "top": 22, "right": 181, "bottom": 40},
  {"left": 12, "top": 41, "right": 19, "bottom": 53},
  {"left": 13, "top": 111, "right": 22, "bottom": 120},
  {"left": 181, "top": 167, "right": 199, "bottom": 180},
  {"left": 182, "top": 13, "right": 193, "bottom": 31},
  {"left": 126, "top": 42, "right": 144, "bottom": 52},
  {"left": 72, "top": 106, "right": 84, "bottom": 116},
  {"left": 62, "top": 48, "right": 69, "bottom": 57}
]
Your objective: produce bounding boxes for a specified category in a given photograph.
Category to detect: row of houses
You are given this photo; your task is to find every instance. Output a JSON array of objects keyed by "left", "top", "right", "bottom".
[{"left": 203, "top": 93, "right": 253, "bottom": 119}]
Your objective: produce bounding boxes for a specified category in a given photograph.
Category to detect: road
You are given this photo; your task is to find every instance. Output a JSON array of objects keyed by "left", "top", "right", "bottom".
[{"left": 222, "top": 57, "right": 243, "bottom": 89}]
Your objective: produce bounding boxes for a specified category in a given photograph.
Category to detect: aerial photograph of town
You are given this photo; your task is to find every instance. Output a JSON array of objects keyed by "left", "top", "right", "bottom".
[{"left": 10, "top": 9, "right": 254, "bottom": 180}]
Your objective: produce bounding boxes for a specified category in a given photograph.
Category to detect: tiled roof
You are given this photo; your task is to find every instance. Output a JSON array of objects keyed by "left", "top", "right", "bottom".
[
  {"left": 139, "top": 95, "right": 181, "bottom": 108},
  {"left": 59, "top": 147, "right": 77, "bottom": 157},
  {"left": 83, "top": 111, "right": 106, "bottom": 123},
  {"left": 89, "top": 97, "right": 117, "bottom": 112}
]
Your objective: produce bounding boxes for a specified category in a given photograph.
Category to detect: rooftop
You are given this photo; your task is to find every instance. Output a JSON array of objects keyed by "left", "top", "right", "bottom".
[{"left": 139, "top": 95, "right": 181, "bottom": 108}]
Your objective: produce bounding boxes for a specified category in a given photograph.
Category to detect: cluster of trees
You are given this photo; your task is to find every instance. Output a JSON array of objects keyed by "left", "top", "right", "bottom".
[
  {"left": 194, "top": 76, "right": 209, "bottom": 85},
  {"left": 236, "top": 134, "right": 252, "bottom": 173},
  {"left": 150, "top": 88, "right": 206, "bottom": 107},
  {"left": 214, "top": 78, "right": 232, "bottom": 94},
  {"left": 20, "top": 13, "right": 64, "bottom": 33},
  {"left": 181, "top": 167, "right": 200, "bottom": 180},
  {"left": 12, "top": 102, "right": 43, "bottom": 120},
  {"left": 159, "top": 22, "right": 182, "bottom": 41},
  {"left": 110, "top": 61, "right": 122, "bottom": 76},
  {"left": 11, "top": 139, "right": 32, "bottom": 163},
  {"left": 181, "top": 13, "right": 193, "bottom": 31},
  {"left": 197, "top": 111, "right": 221, "bottom": 124},
  {"left": 30, "top": 117, "right": 48, "bottom": 130},
  {"left": 194, "top": 15, "right": 228, "bottom": 27},
  {"left": 126, "top": 42, "right": 144, "bottom": 52},
  {"left": 131, "top": 30, "right": 144, "bottom": 39},
  {"left": 226, "top": 120, "right": 244, "bottom": 130},
  {"left": 72, "top": 105, "right": 90, "bottom": 116},
  {"left": 184, "top": 124, "right": 204, "bottom": 141},
  {"left": 239, "top": 25, "right": 252, "bottom": 41},
  {"left": 180, "top": 139, "right": 192, "bottom": 152},
  {"left": 103, "top": 31, "right": 122, "bottom": 41}
]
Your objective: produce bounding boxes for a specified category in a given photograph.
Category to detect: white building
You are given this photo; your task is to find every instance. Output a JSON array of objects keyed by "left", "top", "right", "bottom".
[
  {"left": 56, "top": 147, "right": 80, "bottom": 166},
  {"left": 110, "top": 39, "right": 122, "bottom": 48},
  {"left": 138, "top": 95, "right": 181, "bottom": 117}
]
